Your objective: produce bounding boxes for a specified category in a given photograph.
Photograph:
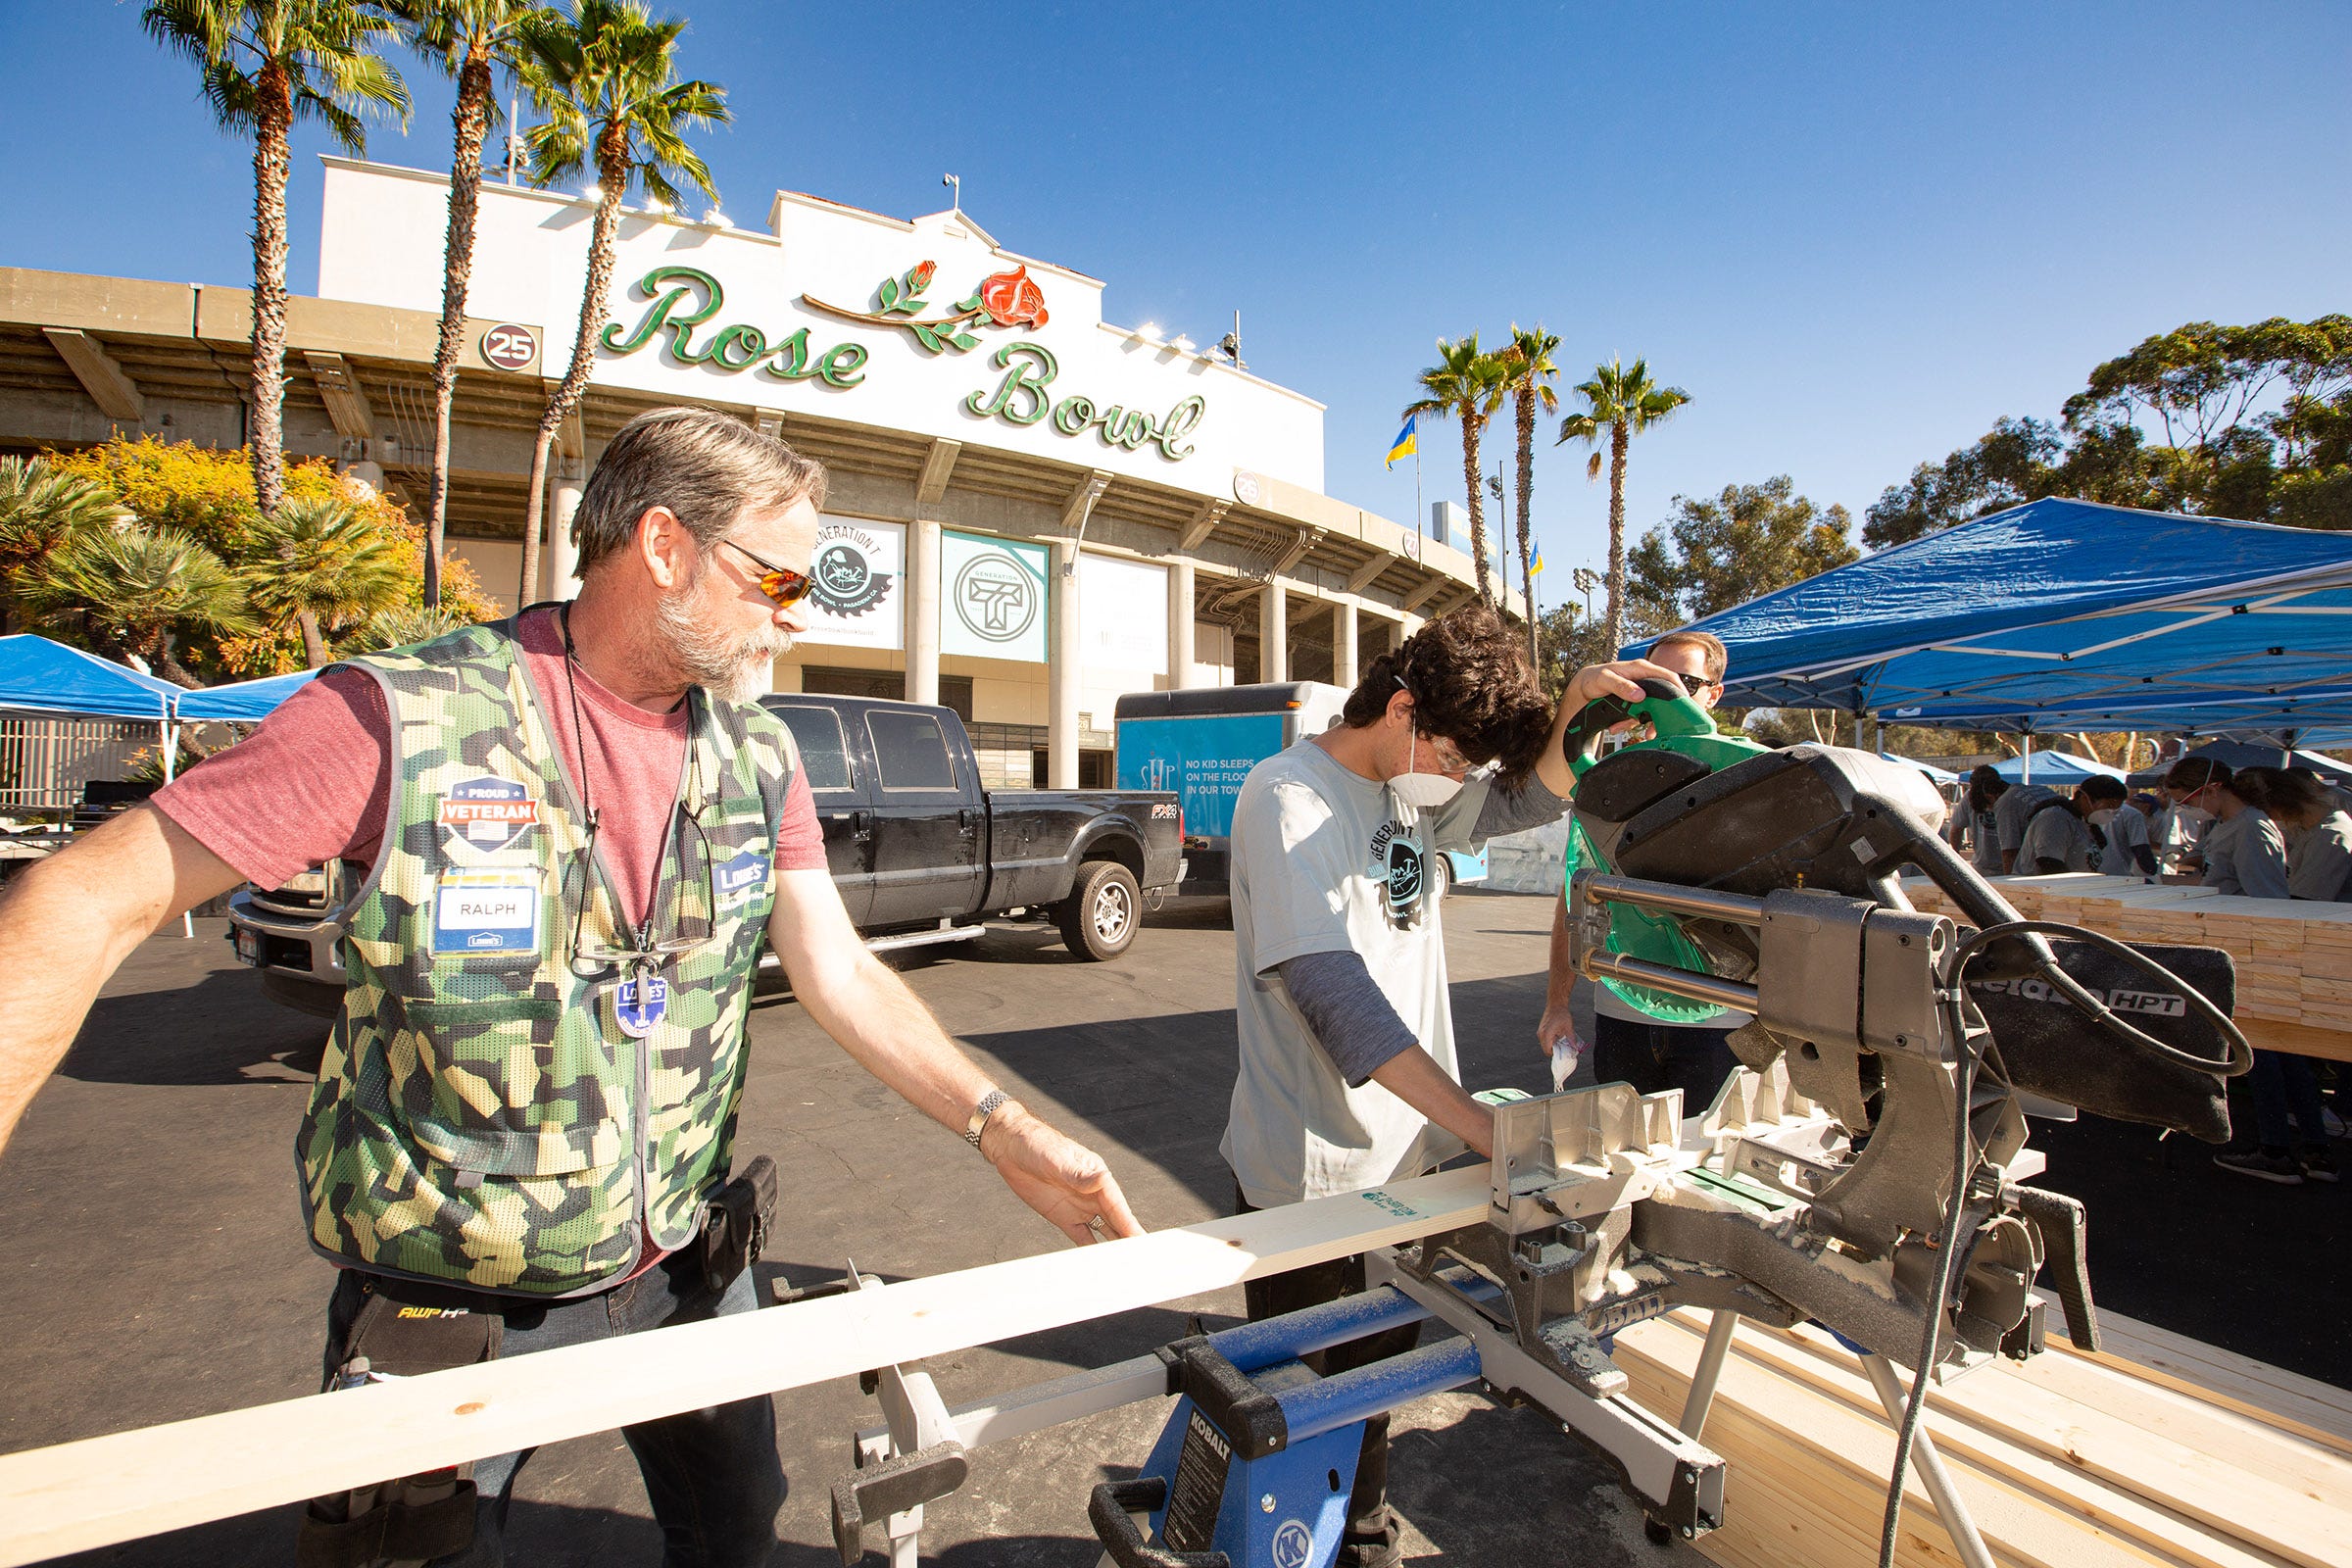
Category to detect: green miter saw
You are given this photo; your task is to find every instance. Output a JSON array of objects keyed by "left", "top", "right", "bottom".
[{"left": 1561, "top": 677, "right": 1769, "bottom": 1021}]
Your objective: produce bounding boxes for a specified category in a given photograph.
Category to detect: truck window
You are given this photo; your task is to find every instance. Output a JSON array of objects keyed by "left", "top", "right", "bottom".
[
  {"left": 770, "top": 705, "right": 856, "bottom": 791},
  {"left": 867, "top": 710, "right": 956, "bottom": 790}
]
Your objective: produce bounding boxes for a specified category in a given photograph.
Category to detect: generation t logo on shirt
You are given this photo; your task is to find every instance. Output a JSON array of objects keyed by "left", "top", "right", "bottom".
[
  {"left": 1367, "top": 819, "right": 1426, "bottom": 928},
  {"left": 438, "top": 775, "right": 540, "bottom": 854}
]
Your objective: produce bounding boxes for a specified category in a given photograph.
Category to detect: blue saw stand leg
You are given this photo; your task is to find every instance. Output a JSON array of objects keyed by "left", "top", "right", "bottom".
[{"left": 1092, "top": 1286, "right": 1482, "bottom": 1568}]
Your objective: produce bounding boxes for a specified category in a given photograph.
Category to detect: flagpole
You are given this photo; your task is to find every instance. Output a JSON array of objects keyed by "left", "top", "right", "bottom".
[{"left": 1411, "top": 443, "right": 1424, "bottom": 562}]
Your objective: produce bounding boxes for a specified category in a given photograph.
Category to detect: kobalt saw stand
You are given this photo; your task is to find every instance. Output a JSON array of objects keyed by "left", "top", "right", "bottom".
[{"left": 827, "top": 682, "right": 2249, "bottom": 1568}]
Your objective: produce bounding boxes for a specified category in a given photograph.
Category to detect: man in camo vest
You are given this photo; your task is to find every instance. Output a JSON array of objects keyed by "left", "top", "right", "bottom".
[{"left": 0, "top": 407, "right": 1139, "bottom": 1567}]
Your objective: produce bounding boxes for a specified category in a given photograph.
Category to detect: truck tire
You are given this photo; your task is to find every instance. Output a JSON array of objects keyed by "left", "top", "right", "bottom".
[
  {"left": 1057, "top": 860, "right": 1141, "bottom": 960},
  {"left": 1429, "top": 853, "right": 1452, "bottom": 905}
]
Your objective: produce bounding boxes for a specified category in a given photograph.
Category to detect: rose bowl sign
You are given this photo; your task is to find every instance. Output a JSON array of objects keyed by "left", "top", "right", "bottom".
[{"left": 479, "top": 323, "right": 538, "bottom": 372}]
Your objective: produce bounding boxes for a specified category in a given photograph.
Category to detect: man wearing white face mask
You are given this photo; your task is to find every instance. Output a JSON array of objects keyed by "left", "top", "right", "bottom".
[{"left": 1220, "top": 602, "right": 1668, "bottom": 1568}]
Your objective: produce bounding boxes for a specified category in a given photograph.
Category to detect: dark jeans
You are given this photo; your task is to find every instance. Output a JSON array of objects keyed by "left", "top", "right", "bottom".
[
  {"left": 2247, "top": 1048, "right": 2329, "bottom": 1153},
  {"left": 1233, "top": 1183, "right": 1413, "bottom": 1568},
  {"left": 318, "top": 1254, "right": 783, "bottom": 1568},
  {"left": 1592, "top": 1012, "right": 1740, "bottom": 1112}
]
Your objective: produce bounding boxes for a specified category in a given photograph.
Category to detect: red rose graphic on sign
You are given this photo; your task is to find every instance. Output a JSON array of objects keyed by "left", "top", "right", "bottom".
[{"left": 977, "top": 266, "right": 1049, "bottom": 329}]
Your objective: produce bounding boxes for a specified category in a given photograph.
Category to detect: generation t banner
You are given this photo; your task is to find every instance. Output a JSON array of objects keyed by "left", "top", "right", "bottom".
[
  {"left": 941, "top": 530, "right": 1049, "bottom": 663},
  {"left": 797, "top": 516, "right": 905, "bottom": 651}
]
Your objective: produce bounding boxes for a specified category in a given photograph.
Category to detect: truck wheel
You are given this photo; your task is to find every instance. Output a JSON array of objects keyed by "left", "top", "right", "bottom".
[
  {"left": 1429, "top": 853, "right": 1452, "bottom": 904},
  {"left": 1058, "top": 861, "right": 1141, "bottom": 960}
]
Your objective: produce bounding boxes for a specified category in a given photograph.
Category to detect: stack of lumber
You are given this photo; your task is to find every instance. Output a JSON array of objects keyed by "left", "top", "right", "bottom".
[
  {"left": 1612, "top": 1307, "right": 2351, "bottom": 1568},
  {"left": 1897, "top": 872, "right": 2352, "bottom": 1062}
]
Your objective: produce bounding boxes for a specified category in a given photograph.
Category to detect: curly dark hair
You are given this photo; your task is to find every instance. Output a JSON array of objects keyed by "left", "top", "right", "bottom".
[{"left": 1341, "top": 602, "right": 1552, "bottom": 786}]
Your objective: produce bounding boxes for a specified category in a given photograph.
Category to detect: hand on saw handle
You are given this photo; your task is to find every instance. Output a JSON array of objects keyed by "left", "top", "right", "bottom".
[
  {"left": 1533, "top": 659, "right": 1691, "bottom": 798},
  {"left": 977, "top": 1099, "right": 1145, "bottom": 1246}
]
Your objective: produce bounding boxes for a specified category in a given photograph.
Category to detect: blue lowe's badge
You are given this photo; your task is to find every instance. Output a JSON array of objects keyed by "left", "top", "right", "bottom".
[
  {"left": 714, "top": 848, "right": 766, "bottom": 909},
  {"left": 614, "top": 974, "right": 668, "bottom": 1038}
]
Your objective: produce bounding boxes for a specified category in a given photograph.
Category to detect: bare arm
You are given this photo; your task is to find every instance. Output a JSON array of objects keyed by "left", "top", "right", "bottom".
[
  {"left": 1536, "top": 895, "right": 1581, "bottom": 1058},
  {"left": 0, "top": 807, "right": 246, "bottom": 1157},
  {"left": 765, "top": 866, "right": 1140, "bottom": 1244},
  {"left": 1531, "top": 659, "right": 1684, "bottom": 800},
  {"left": 1367, "top": 1045, "right": 1494, "bottom": 1158}
]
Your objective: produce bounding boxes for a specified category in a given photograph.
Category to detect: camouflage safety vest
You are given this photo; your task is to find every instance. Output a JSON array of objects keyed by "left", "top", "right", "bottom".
[{"left": 294, "top": 619, "right": 796, "bottom": 1296}]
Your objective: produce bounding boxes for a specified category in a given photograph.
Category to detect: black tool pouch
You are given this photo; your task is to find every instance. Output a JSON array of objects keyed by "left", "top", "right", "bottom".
[
  {"left": 697, "top": 1153, "right": 779, "bottom": 1294},
  {"left": 299, "top": 1284, "right": 504, "bottom": 1568}
]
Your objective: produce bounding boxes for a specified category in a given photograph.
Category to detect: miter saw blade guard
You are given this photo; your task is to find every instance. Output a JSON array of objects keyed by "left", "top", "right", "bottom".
[{"left": 1565, "top": 691, "right": 2238, "bottom": 1141}]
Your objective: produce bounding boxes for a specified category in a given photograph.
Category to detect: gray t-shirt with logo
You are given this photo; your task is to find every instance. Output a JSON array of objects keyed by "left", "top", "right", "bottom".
[{"left": 1221, "top": 738, "right": 1490, "bottom": 1208}]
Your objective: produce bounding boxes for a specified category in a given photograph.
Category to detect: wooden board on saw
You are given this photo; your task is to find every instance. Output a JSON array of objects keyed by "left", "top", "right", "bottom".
[
  {"left": 1611, "top": 1309, "right": 2351, "bottom": 1568},
  {"left": 1897, "top": 873, "right": 2352, "bottom": 1061}
]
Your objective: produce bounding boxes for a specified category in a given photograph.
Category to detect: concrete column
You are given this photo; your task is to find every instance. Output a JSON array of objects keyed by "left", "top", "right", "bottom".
[
  {"left": 542, "top": 445, "right": 596, "bottom": 603},
  {"left": 906, "top": 518, "right": 941, "bottom": 706},
  {"left": 1333, "top": 601, "right": 1358, "bottom": 686},
  {"left": 1259, "top": 579, "right": 1287, "bottom": 683},
  {"left": 1167, "top": 558, "right": 1196, "bottom": 687},
  {"left": 1049, "top": 539, "right": 1080, "bottom": 787}
]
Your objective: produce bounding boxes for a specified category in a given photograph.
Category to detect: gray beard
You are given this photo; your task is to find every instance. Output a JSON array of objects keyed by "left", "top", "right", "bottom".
[{"left": 655, "top": 575, "right": 792, "bottom": 704}]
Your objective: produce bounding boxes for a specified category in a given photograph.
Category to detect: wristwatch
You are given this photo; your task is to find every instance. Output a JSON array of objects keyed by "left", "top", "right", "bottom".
[{"left": 964, "top": 1089, "right": 1009, "bottom": 1150}]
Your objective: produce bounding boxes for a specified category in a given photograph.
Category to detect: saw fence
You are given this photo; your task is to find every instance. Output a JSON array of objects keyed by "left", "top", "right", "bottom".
[
  {"left": 1614, "top": 1307, "right": 2351, "bottom": 1568},
  {"left": 1900, "top": 872, "right": 2352, "bottom": 1063}
]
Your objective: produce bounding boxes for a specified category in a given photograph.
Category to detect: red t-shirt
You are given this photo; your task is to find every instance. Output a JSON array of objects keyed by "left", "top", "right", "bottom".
[{"left": 156, "top": 607, "right": 825, "bottom": 926}]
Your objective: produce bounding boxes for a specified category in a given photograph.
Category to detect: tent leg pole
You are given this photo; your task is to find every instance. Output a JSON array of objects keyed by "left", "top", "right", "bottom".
[{"left": 162, "top": 720, "right": 191, "bottom": 940}]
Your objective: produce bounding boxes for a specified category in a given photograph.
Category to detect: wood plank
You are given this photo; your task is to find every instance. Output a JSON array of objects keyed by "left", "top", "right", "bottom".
[
  {"left": 1720, "top": 1320, "right": 2336, "bottom": 1568},
  {"left": 0, "top": 1168, "right": 1494, "bottom": 1567},
  {"left": 2068, "top": 1311, "right": 2352, "bottom": 1451}
]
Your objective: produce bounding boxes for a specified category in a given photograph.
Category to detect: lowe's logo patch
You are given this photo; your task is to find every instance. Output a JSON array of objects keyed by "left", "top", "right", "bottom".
[
  {"left": 715, "top": 849, "right": 767, "bottom": 909},
  {"left": 439, "top": 775, "right": 539, "bottom": 853}
]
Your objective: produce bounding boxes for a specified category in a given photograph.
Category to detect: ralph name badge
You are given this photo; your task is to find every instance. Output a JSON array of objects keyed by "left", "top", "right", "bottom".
[{"left": 432, "top": 868, "right": 543, "bottom": 954}]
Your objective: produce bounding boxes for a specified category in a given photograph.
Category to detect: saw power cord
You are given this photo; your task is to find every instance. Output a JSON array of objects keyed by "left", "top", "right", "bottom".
[{"left": 1968, "top": 917, "right": 2252, "bottom": 1076}]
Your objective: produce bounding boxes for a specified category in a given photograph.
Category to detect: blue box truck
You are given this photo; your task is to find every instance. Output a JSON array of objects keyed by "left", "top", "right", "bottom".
[{"left": 1113, "top": 681, "right": 1487, "bottom": 898}]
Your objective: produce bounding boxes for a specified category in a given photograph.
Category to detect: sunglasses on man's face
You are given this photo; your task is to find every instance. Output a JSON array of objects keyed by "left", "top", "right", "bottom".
[
  {"left": 1668, "top": 670, "right": 1717, "bottom": 698},
  {"left": 717, "top": 537, "right": 813, "bottom": 608}
]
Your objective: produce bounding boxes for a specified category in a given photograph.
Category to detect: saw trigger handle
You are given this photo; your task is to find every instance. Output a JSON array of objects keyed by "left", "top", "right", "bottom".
[{"left": 1563, "top": 676, "right": 1715, "bottom": 773}]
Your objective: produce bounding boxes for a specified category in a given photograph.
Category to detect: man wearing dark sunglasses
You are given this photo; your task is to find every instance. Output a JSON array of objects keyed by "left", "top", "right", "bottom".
[
  {"left": 1538, "top": 629, "right": 1746, "bottom": 1110},
  {"left": 0, "top": 406, "right": 1137, "bottom": 1567}
]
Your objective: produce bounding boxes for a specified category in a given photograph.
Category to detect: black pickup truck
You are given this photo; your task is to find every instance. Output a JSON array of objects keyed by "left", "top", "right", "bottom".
[{"left": 228, "top": 694, "right": 1184, "bottom": 1017}]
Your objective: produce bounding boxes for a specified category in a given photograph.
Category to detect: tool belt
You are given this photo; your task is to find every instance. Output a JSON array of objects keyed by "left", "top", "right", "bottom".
[
  {"left": 299, "top": 1280, "right": 503, "bottom": 1568},
  {"left": 698, "top": 1154, "right": 778, "bottom": 1293}
]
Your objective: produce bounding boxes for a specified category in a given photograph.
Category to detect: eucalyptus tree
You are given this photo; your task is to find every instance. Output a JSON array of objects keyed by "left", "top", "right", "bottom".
[
  {"left": 513, "top": 0, "right": 726, "bottom": 606},
  {"left": 1558, "top": 358, "right": 1691, "bottom": 654},
  {"left": 143, "top": 0, "right": 409, "bottom": 519},
  {"left": 388, "top": 0, "right": 556, "bottom": 607},
  {"left": 1495, "top": 325, "right": 1562, "bottom": 662},
  {"left": 1403, "top": 335, "right": 1509, "bottom": 603}
]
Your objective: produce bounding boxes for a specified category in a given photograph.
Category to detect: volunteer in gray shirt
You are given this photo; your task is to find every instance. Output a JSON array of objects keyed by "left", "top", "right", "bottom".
[
  {"left": 2166, "top": 759, "right": 2289, "bottom": 899},
  {"left": 2016, "top": 787, "right": 2095, "bottom": 874},
  {"left": 2268, "top": 770, "right": 2352, "bottom": 902},
  {"left": 1540, "top": 630, "right": 1750, "bottom": 1107},
  {"left": 1992, "top": 771, "right": 2060, "bottom": 874},
  {"left": 1222, "top": 602, "right": 1665, "bottom": 1568},
  {"left": 1963, "top": 766, "right": 2010, "bottom": 876},
  {"left": 2082, "top": 776, "right": 2157, "bottom": 876}
]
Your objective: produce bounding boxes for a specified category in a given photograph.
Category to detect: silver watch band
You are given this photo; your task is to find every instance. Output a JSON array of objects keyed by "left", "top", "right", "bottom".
[{"left": 964, "top": 1089, "right": 1009, "bottom": 1150}]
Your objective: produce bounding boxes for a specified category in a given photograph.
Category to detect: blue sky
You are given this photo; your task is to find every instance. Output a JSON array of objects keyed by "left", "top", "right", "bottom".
[{"left": 3, "top": 2, "right": 2346, "bottom": 604}]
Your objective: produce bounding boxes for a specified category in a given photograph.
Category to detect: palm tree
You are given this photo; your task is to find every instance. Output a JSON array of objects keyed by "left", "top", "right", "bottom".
[
  {"left": 0, "top": 458, "right": 128, "bottom": 635},
  {"left": 513, "top": 0, "right": 726, "bottom": 606},
  {"left": 246, "top": 494, "right": 413, "bottom": 665},
  {"left": 144, "top": 1, "right": 409, "bottom": 520},
  {"left": 1557, "top": 357, "right": 1691, "bottom": 655},
  {"left": 1495, "top": 325, "right": 1562, "bottom": 665},
  {"left": 1403, "top": 335, "right": 1509, "bottom": 603},
  {"left": 17, "top": 525, "right": 258, "bottom": 687},
  {"left": 361, "top": 602, "right": 479, "bottom": 652},
  {"left": 388, "top": 0, "right": 553, "bottom": 607}
]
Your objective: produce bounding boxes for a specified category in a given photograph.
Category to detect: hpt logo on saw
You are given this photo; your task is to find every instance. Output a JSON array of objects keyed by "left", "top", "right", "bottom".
[{"left": 953, "top": 549, "right": 1038, "bottom": 644}]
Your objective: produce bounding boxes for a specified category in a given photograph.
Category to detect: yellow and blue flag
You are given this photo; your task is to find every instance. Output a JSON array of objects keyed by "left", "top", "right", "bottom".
[
  {"left": 1385, "top": 416, "right": 1417, "bottom": 468},
  {"left": 1530, "top": 547, "right": 1544, "bottom": 575}
]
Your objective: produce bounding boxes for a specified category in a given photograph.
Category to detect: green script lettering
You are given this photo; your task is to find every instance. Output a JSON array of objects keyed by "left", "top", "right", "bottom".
[
  {"left": 1155, "top": 395, "right": 1205, "bottom": 461},
  {"left": 965, "top": 342, "right": 1056, "bottom": 424},
  {"left": 600, "top": 266, "right": 724, "bottom": 361},
  {"left": 816, "top": 342, "right": 868, "bottom": 389}
]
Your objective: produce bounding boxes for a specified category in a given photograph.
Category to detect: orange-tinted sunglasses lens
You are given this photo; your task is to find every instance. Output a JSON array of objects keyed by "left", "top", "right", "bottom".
[{"left": 756, "top": 567, "right": 812, "bottom": 608}]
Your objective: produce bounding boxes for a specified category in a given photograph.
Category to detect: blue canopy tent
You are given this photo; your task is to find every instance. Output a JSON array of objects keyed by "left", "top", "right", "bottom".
[
  {"left": 1880, "top": 753, "right": 1960, "bottom": 783},
  {"left": 1675, "top": 499, "right": 2352, "bottom": 746},
  {"left": 1990, "top": 750, "right": 2123, "bottom": 783},
  {"left": 0, "top": 634, "right": 179, "bottom": 721},
  {"left": 173, "top": 668, "right": 318, "bottom": 723}
]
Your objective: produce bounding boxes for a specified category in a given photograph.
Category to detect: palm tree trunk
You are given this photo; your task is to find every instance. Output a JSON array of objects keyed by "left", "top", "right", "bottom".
[
  {"left": 248, "top": 61, "right": 294, "bottom": 519},
  {"left": 297, "top": 608, "right": 329, "bottom": 668},
  {"left": 426, "top": 42, "right": 496, "bottom": 609},
  {"left": 519, "top": 162, "right": 627, "bottom": 606},
  {"left": 1458, "top": 411, "right": 1491, "bottom": 603},
  {"left": 1514, "top": 387, "right": 1538, "bottom": 667},
  {"left": 1603, "top": 423, "right": 1630, "bottom": 654}
]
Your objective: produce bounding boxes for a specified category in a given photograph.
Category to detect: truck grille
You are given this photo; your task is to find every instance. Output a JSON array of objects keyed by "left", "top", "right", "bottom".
[{"left": 245, "top": 862, "right": 345, "bottom": 920}]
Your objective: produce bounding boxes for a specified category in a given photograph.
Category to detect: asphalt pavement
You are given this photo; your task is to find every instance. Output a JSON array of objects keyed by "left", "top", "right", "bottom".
[{"left": 0, "top": 891, "right": 2340, "bottom": 1566}]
